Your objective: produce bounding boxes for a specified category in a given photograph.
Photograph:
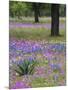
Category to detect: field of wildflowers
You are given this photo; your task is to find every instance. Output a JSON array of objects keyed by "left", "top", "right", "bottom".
[{"left": 9, "top": 17, "right": 66, "bottom": 89}]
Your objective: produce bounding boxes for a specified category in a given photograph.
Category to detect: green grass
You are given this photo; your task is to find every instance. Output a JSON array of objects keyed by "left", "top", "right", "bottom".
[
  {"left": 31, "top": 77, "right": 49, "bottom": 87},
  {"left": 10, "top": 28, "right": 66, "bottom": 42},
  {"left": 31, "top": 77, "right": 57, "bottom": 87}
]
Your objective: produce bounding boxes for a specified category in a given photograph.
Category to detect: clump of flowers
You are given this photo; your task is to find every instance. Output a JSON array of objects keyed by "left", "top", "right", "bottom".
[
  {"left": 11, "top": 81, "right": 31, "bottom": 89},
  {"left": 50, "top": 63, "right": 61, "bottom": 73}
]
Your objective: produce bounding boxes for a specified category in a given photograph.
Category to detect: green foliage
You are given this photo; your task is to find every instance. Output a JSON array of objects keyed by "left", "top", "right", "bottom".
[
  {"left": 9, "top": 1, "right": 66, "bottom": 17},
  {"left": 59, "top": 5, "right": 66, "bottom": 17},
  {"left": 9, "top": 1, "right": 18, "bottom": 17},
  {"left": 9, "top": 1, "right": 33, "bottom": 17},
  {"left": 15, "top": 60, "right": 36, "bottom": 76}
]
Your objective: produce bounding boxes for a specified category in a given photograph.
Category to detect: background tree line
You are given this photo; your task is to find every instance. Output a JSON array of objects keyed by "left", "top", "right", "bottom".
[
  {"left": 9, "top": 1, "right": 66, "bottom": 36},
  {"left": 9, "top": 1, "right": 66, "bottom": 18}
]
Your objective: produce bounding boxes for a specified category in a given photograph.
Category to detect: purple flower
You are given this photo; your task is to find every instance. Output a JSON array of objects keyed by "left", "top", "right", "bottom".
[
  {"left": 12, "top": 81, "right": 31, "bottom": 89},
  {"left": 28, "top": 56, "right": 35, "bottom": 61},
  {"left": 53, "top": 74, "right": 58, "bottom": 81},
  {"left": 9, "top": 21, "right": 65, "bottom": 29},
  {"left": 50, "top": 63, "right": 61, "bottom": 70}
]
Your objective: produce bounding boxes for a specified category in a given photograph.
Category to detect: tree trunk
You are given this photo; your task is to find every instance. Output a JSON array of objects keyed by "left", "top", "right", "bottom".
[
  {"left": 51, "top": 4, "right": 59, "bottom": 36},
  {"left": 33, "top": 3, "right": 39, "bottom": 23}
]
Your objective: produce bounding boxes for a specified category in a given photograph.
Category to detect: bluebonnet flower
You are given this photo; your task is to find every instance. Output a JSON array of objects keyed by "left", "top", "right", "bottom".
[
  {"left": 28, "top": 56, "right": 36, "bottom": 62},
  {"left": 28, "top": 57, "right": 34, "bottom": 61},
  {"left": 53, "top": 74, "right": 58, "bottom": 81},
  {"left": 50, "top": 63, "right": 61, "bottom": 71},
  {"left": 32, "top": 44, "right": 42, "bottom": 52},
  {"left": 17, "top": 60, "right": 23, "bottom": 65},
  {"left": 48, "top": 44, "right": 65, "bottom": 52}
]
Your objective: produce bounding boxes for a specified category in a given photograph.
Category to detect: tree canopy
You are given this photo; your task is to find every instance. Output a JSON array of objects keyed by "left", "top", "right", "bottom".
[{"left": 9, "top": 1, "right": 66, "bottom": 17}]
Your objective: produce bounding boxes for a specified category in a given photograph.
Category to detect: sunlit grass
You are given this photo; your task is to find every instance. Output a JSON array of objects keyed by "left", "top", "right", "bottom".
[
  {"left": 9, "top": 28, "right": 66, "bottom": 42},
  {"left": 9, "top": 17, "right": 66, "bottom": 24},
  {"left": 31, "top": 77, "right": 57, "bottom": 87}
]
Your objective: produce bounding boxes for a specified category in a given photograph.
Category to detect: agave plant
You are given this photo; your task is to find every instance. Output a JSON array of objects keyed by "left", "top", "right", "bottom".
[{"left": 15, "top": 59, "right": 36, "bottom": 76}]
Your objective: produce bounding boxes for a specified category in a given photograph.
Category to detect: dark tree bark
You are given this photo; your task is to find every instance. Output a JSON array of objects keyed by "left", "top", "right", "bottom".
[
  {"left": 51, "top": 4, "right": 59, "bottom": 36},
  {"left": 33, "top": 3, "right": 39, "bottom": 23}
]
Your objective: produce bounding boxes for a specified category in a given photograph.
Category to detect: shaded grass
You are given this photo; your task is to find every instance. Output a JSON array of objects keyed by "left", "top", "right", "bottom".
[{"left": 9, "top": 28, "right": 66, "bottom": 42}]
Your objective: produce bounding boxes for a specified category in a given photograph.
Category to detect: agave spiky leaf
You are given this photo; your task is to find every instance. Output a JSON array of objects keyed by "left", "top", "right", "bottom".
[
  {"left": 17, "top": 64, "right": 25, "bottom": 75},
  {"left": 28, "top": 63, "right": 35, "bottom": 75},
  {"left": 15, "top": 59, "right": 36, "bottom": 76},
  {"left": 15, "top": 69, "right": 23, "bottom": 76}
]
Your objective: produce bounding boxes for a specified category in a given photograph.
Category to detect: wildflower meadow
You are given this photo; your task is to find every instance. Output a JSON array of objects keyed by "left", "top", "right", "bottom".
[{"left": 9, "top": 1, "right": 66, "bottom": 89}]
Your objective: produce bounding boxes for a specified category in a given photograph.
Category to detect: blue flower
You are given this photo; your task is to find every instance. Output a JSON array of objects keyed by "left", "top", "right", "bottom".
[
  {"left": 50, "top": 64, "right": 61, "bottom": 70},
  {"left": 28, "top": 56, "right": 35, "bottom": 61},
  {"left": 32, "top": 45, "right": 41, "bottom": 52},
  {"left": 53, "top": 74, "right": 58, "bottom": 81}
]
